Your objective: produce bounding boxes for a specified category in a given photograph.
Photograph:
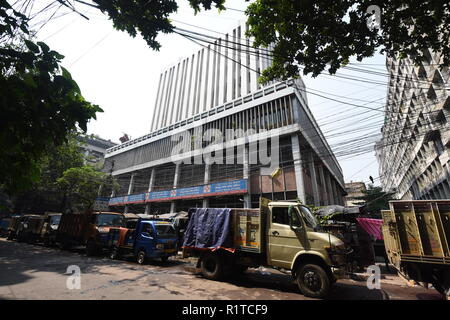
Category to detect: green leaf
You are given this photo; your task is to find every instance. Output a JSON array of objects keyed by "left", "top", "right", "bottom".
[
  {"left": 22, "top": 73, "right": 36, "bottom": 88},
  {"left": 37, "top": 41, "right": 50, "bottom": 53},
  {"left": 61, "top": 66, "right": 72, "bottom": 80},
  {"left": 24, "top": 40, "right": 40, "bottom": 53}
]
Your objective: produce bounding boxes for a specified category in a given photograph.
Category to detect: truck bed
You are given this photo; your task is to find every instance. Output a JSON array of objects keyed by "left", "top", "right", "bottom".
[
  {"left": 382, "top": 200, "right": 450, "bottom": 267},
  {"left": 182, "top": 208, "right": 265, "bottom": 254}
]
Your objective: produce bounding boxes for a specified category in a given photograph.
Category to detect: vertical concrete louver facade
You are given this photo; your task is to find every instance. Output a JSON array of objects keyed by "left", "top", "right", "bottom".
[
  {"left": 103, "top": 23, "right": 346, "bottom": 214},
  {"left": 149, "top": 23, "right": 274, "bottom": 132},
  {"left": 376, "top": 49, "right": 450, "bottom": 200}
]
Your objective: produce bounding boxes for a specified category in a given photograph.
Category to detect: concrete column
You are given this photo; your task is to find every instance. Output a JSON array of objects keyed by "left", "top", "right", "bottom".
[
  {"left": 144, "top": 168, "right": 156, "bottom": 215},
  {"left": 438, "top": 184, "right": 446, "bottom": 199},
  {"left": 291, "top": 134, "right": 306, "bottom": 204},
  {"left": 243, "top": 144, "right": 251, "bottom": 208},
  {"left": 441, "top": 181, "right": 450, "bottom": 198},
  {"left": 203, "top": 164, "right": 211, "bottom": 208},
  {"left": 444, "top": 165, "right": 450, "bottom": 194},
  {"left": 324, "top": 170, "right": 334, "bottom": 205},
  {"left": 331, "top": 180, "right": 338, "bottom": 205},
  {"left": 170, "top": 164, "right": 181, "bottom": 213},
  {"left": 308, "top": 152, "right": 320, "bottom": 206},
  {"left": 110, "top": 177, "right": 116, "bottom": 198},
  {"left": 318, "top": 165, "right": 328, "bottom": 206},
  {"left": 124, "top": 173, "right": 136, "bottom": 214},
  {"left": 429, "top": 189, "right": 436, "bottom": 200}
]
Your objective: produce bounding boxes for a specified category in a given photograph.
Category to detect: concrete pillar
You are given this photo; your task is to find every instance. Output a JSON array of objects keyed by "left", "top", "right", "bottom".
[
  {"left": 170, "top": 164, "right": 181, "bottom": 213},
  {"left": 438, "top": 184, "right": 446, "bottom": 199},
  {"left": 243, "top": 144, "right": 251, "bottom": 208},
  {"left": 124, "top": 173, "right": 136, "bottom": 214},
  {"left": 144, "top": 168, "right": 156, "bottom": 215},
  {"left": 318, "top": 165, "right": 328, "bottom": 206},
  {"left": 444, "top": 165, "right": 450, "bottom": 194},
  {"left": 429, "top": 189, "right": 436, "bottom": 200},
  {"left": 308, "top": 152, "right": 320, "bottom": 206},
  {"left": 324, "top": 170, "right": 334, "bottom": 205},
  {"left": 110, "top": 178, "right": 116, "bottom": 198},
  {"left": 331, "top": 180, "right": 338, "bottom": 205},
  {"left": 441, "top": 181, "right": 450, "bottom": 198},
  {"left": 291, "top": 134, "right": 306, "bottom": 204},
  {"left": 203, "top": 164, "right": 211, "bottom": 208}
]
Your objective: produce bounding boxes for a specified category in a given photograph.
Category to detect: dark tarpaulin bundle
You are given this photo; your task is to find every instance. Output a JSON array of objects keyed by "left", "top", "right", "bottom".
[{"left": 182, "top": 208, "right": 234, "bottom": 251}]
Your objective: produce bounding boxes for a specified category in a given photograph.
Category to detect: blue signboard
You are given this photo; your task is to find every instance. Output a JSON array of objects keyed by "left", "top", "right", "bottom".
[
  {"left": 109, "top": 196, "right": 126, "bottom": 206},
  {"left": 126, "top": 193, "right": 146, "bottom": 203},
  {"left": 108, "top": 179, "right": 248, "bottom": 205},
  {"left": 147, "top": 179, "right": 248, "bottom": 202}
]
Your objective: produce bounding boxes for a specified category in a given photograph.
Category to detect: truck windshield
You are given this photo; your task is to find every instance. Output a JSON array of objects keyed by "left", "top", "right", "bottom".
[
  {"left": 96, "top": 214, "right": 124, "bottom": 227},
  {"left": 50, "top": 215, "right": 61, "bottom": 225},
  {"left": 298, "top": 206, "right": 320, "bottom": 230},
  {"left": 155, "top": 224, "right": 176, "bottom": 239}
]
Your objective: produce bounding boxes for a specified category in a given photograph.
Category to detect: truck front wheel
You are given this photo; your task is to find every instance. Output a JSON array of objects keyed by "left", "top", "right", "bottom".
[
  {"left": 136, "top": 250, "right": 147, "bottom": 264},
  {"left": 110, "top": 246, "right": 121, "bottom": 260},
  {"left": 296, "top": 264, "right": 330, "bottom": 299},
  {"left": 201, "top": 253, "right": 224, "bottom": 280}
]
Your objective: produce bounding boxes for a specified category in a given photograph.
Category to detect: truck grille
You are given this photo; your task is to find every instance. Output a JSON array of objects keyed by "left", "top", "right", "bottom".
[{"left": 164, "top": 241, "right": 176, "bottom": 249}]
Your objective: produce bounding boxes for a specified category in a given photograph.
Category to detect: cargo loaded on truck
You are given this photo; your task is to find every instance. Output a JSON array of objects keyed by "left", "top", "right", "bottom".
[{"left": 182, "top": 198, "right": 351, "bottom": 298}]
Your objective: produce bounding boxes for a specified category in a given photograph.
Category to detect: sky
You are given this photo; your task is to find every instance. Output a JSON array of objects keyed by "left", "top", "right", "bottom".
[{"left": 29, "top": 0, "right": 387, "bottom": 186}]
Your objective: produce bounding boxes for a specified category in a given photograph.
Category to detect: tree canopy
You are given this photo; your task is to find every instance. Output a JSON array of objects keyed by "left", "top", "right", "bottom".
[
  {"left": 353, "top": 184, "right": 395, "bottom": 217},
  {"left": 57, "top": 165, "right": 119, "bottom": 212},
  {"left": 246, "top": 0, "right": 450, "bottom": 80},
  {"left": 0, "top": 1, "right": 101, "bottom": 194}
]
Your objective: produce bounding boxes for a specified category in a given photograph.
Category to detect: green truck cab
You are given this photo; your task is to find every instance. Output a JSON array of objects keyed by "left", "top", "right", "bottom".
[{"left": 183, "top": 198, "right": 350, "bottom": 298}]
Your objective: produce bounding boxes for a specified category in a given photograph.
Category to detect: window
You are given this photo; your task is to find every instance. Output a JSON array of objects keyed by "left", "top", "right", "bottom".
[
  {"left": 272, "top": 207, "right": 289, "bottom": 225},
  {"left": 141, "top": 223, "right": 153, "bottom": 236},
  {"left": 155, "top": 224, "right": 176, "bottom": 239},
  {"left": 96, "top": 214, "right": 124, "bottom": 227},
  {"left": 298, "top": 206, "right": 319, "bottom": 229}
]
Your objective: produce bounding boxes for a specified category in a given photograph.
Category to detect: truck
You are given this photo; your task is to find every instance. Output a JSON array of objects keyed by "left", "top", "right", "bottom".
[
  {"left": 382, "top": 200, "right": 450, "bottom": 299},
  {"left": 40, "top": 213, "right": 62, "bottom": 246},
  {"left": 0, "top": 217, "right": 11, "bottom": 237},
  {"left": 182, "top": 198, "right": 351, "bottom": 298},
  {"left": 6, "top": 214, "right": 43, "bottom": 242},
  {"left": 106, "top": 219, "right": 178, "bottom": 264},
  {"left": 56, "top": 211, "right": 124, "bottom": 256}
]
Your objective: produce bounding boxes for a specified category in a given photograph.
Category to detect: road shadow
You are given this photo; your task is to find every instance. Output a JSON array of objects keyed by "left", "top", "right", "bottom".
[
  {"left": 186, "top": 267, "right": 385, "bottom": 300},
  {"left": 0, "top": 238, "right": 188, "bottom": 290}
]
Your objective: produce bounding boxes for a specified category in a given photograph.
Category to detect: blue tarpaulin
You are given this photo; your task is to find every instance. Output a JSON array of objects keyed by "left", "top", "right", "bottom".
[{"left": 182, "top": 208, "right": 233, "bottom": 251}]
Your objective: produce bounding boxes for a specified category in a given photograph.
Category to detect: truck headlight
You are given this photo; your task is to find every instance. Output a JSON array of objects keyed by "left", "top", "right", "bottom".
[{"left": 97, "top": 227, "right": 109, "bottom": 233}]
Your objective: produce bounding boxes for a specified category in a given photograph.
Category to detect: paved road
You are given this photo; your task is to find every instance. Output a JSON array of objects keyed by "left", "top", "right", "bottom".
[{"left": 0, "top": 238, "right": 442, "bottom": 300}]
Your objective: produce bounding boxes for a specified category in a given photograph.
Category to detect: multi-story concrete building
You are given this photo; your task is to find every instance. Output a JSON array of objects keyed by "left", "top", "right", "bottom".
[
  {"left": 103, "top": 23, "right": 346, "bottom": 214},
  {"left": 77, "top": 134, "right": 117, "bottom": 166},
  {"left": 376, "top": 49, "right": 450, "bottom": 200},
  {"left": 345, "top": 181, "right": 366, "bottom": 207}
]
